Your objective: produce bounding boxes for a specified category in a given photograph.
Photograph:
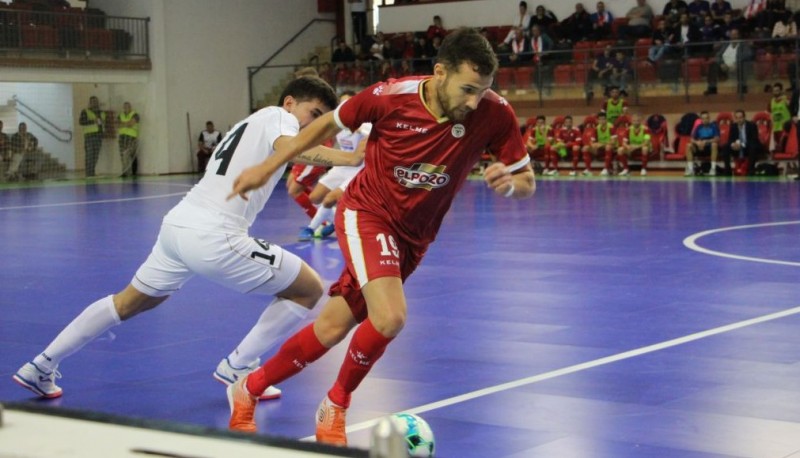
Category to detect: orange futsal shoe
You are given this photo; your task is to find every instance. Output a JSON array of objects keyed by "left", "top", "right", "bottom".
[
  {"left": 227, "top": 375, "right": 257, "bottom": 433},
  {"left": 315, "top": 396, "right": 348, "bottom": 446}
]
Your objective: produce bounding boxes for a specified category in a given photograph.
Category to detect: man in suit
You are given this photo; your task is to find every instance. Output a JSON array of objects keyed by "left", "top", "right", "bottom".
[{"left": 723, "top": 110, "right": 761, "bottom": 176}]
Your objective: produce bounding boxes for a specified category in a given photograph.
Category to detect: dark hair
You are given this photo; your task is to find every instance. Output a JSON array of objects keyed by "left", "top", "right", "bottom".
[
  {"left": 520, "top": 1, "right": 527, "bottom": 8},
  {"left": 278, "top": 76, "right": 338, "bottom": 111},
  {"left": 597, "top": 112, "right": 606, "bottom": 118},
  {"left": 700, "top": 110, "right": 710, "bottom": 116},
  {"left": 536, "top": 115, "right": 545, "bottom": 121},
  {"left": 436, "top": 27, "right": 498, "bottom": 76},
  {"left": 564, "top": 115, "right": 573, "bottom": 121},
  {"left": 774, "top": 82, "right": 783, "bottom": 90},
  {"left": 735, "top": 109, "right": 746, "bottom": 117},
  {"left": 206, "top": 121, "right": 214, "bottom": 125}
]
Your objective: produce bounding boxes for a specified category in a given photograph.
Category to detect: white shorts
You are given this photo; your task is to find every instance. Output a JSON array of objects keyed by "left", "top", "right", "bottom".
[
  {"left": 131, "top": 224, "right": 303, "bottom": 297},
  {"left": 318, "top": 165, "right": 362, "bottom": 192}
]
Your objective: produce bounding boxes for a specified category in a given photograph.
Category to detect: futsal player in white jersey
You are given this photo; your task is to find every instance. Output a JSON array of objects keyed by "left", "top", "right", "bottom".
[
  {"left": 13, "top": 77, "right": 362, "bottom": 400},
  {"left": 298, "top": 92, "right": 372, "bottom": 241}
]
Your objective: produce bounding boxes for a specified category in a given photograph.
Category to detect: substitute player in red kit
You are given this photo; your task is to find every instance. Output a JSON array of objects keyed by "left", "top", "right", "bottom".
[{"left": 226, "top": 28, "right": 535, "bottom": 445}]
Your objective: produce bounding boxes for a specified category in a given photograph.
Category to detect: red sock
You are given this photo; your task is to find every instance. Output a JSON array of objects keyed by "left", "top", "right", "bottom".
[
  {"left": 619, "top": 154, "right": 629, "bottom": 169},
  {"left": 293, "top": 193, "right": 317, "bottom": 219},
  {"left": 583, "top": 150, "right": 592, "bottom": 169},
  {"left": 328, "top": 319, "right": 392, "bottom": 408},
  {"left": 641, "top": 153, "right": 648, "bottom": 169},
  {"left": 571, "top": 149, "right": 580, "bottom": 169},
  {"left": 246, "top": 324, "right": 327, "bottom": 396},
  {"left": 604, "top": 148, "right": 613, "bottom": 169}
]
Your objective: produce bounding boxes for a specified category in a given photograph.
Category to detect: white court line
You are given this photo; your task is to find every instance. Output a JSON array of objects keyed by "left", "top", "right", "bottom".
[
  {"left": 301, "top": 304, "right": 800, "bottom": 440},
  {"left": 683, "top": 221, "right": 800, "bottom": 267},
  {"left": 0, "top": 182, "right": 193, "bottom": 211}
]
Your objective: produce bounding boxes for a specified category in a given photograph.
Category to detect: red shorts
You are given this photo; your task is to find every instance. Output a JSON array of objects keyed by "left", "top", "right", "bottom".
[
  {"left": 290, "top": 164, "right": 326, "bottom": 190},
  {"left": 328, "top": 205, "right": 427, "bottom": 323}
]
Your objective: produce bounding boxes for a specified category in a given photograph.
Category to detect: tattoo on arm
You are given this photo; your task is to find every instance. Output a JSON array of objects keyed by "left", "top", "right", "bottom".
[{"left": 296, "top": 152, "right": 334, "bottom": 167}]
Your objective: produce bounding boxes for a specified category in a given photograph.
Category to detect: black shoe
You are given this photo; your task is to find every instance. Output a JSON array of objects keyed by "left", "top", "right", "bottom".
[{"left": 703, "top": 87, "right": 718, "bottom": 96}]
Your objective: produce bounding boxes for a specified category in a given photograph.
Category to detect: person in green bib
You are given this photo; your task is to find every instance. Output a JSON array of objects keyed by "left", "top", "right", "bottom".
[
  {"left": 117, "top": 102, "right": 140, "bottom": 177},
  {"left": 601, "top": 86, "right": 628, "bottom": 125},
  {"left": 524, "top": 115, "right": 553, "bottom": 174},
  {"left": 79, "top": 96, "right": 106, "bottom": 178},
  {"left": 584, "top": 112, "right": 617, "bottom": 176},
  {"left": 769, "top": 82, "right": 790, "bottom": 150},
  {"left": 617, "top": 113, "right": 651, "bottom": 176}
]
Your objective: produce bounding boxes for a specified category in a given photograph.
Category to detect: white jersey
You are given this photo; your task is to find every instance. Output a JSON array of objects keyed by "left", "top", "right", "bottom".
[
  {"left": 334, "top": 123, "right": 372, "bottom": 152},
  {"left": 164, "top": 106, "right": 297, "bottom": 233}
]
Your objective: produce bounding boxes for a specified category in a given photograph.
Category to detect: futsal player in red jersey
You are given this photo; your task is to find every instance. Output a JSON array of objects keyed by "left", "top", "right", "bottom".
[{"left": 226, "top": 28, "right": 536, "bottom": 445}]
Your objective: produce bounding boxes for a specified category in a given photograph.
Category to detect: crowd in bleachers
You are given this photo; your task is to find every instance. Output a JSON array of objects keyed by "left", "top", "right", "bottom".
[{"left": 318, "top": 0, "right": 800, "bottom": 96}]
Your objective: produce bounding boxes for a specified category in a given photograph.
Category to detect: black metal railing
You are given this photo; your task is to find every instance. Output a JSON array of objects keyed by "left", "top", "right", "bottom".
[{"left": 0, "top": 7, "right": 149, "bottom": 59}]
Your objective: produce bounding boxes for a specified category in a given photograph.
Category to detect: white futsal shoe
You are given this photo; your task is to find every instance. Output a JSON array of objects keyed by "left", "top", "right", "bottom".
[
  {"left": 213, "top": 357, "right": 281, "bottom": 401},
  {"left": 13, "top": 362, "right": 63, "bottom": 399}
]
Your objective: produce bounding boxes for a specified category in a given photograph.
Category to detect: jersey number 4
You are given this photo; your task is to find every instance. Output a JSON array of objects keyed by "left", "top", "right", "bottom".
[{"left": 214, "top": 122, "right": 248, "bottom": 176}]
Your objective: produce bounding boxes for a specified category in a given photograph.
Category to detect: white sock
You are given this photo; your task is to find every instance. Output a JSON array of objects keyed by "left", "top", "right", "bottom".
[
  {"left": 227, "top": 297, "right": 309, "bottom": 367},
  {"left": 308, "top": 205, "right": 335, "bottom": 231},
  {"left": 33, "top": 295, "right": 122, "bottom": 371}
]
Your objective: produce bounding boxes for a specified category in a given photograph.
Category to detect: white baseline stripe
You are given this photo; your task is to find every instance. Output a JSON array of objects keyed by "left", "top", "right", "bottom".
[
  {"left": 683, "top": 221, "right": 800, "bottom": 267},
  {"left": 301, "top": 304, "right": 800, "bottom": 440},
  {"left": 0, "top": 192, "right": 186, "bottom": 211}
]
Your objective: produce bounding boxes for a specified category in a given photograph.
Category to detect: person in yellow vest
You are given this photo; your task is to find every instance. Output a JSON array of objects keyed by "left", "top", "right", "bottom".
[
  {"left": 584, "top": 112, "right": 617, "bottom": 176},
  {"left": 601, "top": 86, "right": 628, "bottom": 125},
  {"left": 117, "top": 102, "right": 140, "bottom": 177},
  {"left": 768, "top": 82, "right": 790, "bottom": 151},
  {"left": 617, "top": 113, "right": 651, "bottom": 176},
  {"left": 79, "top": 96, "right": 106, "bottom": 178}
]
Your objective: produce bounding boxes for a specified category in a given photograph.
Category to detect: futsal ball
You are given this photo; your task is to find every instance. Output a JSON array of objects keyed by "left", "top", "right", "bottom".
[{"left": 389, "top": 413, "right": 435, "bottom": 457}]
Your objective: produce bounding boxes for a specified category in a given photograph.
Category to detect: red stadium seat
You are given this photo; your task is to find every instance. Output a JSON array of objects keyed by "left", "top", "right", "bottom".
[
  {"left": 611, "top": 17, "right": 629, "bottom": 38},
  {"left": 636, "top": 61, "right": 657, "bottom": 83},
  {"left": 495, "top": 67, "right": 514, "bottom": 90},
  {"left": 84, "top": 28, "right": 112, "bottom": 51},
  {"left": 572, "top": 41, "right": 594, "bottom": 63},
  {"left": 776, "top": 54, "right": 795, "bottom": 78},
  {"left": 554, "top": 65, "right": 573, "bottom": 86},
  {"left": 634, "top": 38, "right": 651, "bottom": 59},
  {"left": 574, "top": 63, "right": 590, "bottom": 85},
  {"left": 683, "top": 58, "right": 706, "bottom": 83},
  {"left": 752, "top": 111, "right": 772, "bottom": 150},
  {"left": 755, "top": 53, "right": 776, "bottom": 81},
  {"left": 513, "top": 66, "right": 534, "bottom": 89},
  {"left": 774, "top": 123, "right": 798, "bottom": 160},
  {"left": 716, "top": 112, "right": 734, "bottom": 146}
]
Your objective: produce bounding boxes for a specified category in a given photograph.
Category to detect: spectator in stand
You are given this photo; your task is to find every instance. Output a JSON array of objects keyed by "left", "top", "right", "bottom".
[
  {"left": 529, "top": 25, "right": 553, "bottom": 64},
  {"left": 0, "top": 120, "right": 9, "bottom": 167},
  {"left": 401, "top": 32, "right": 416, "bottom": 60},
  {"left": 588, "top": 45, "right": 615, "bottom": 100},
  {"left": 586, "top": 112, "right": 617, "bottom": 176},
  {"left": 197, "top": 121, "right": 222, "bottom": 173},
  {"left": 620, "top": 0, "right": 654, "bottom": 41},
  {"left": 426, "top": 15, "right": 447, "bottom": 41},
  {"left": 319, "top": 62, "right": 335, "bottom": 85},
  {"left": 529, "top": 5, "right": 558, "bottom": 38},
  {"left": 548, "top": 115, "right": 581, "bottom": 176},
  {"left": 675, "top": 12, "right": 702, "bottom": 55},
  {"left": 399, "top": 59, "right": 413, "bottom": 77},
  {"left": 502, "top": 1, "right": 532, "bottom": 47},
  {"left": 7, "top": 122, "right": 39, "bottom": 181},
  {"left": 717, "top": 11, "right": 740, "bottom": 40},
  {"left": 332, "top": 38, "right": 356, "bottom": 64},
  {"left": 772, "top": 11, "right": 797, "bottom": 54},
  {"left": 369, "top": 32, "right": 386, "bottom": 61},
  {"left": 710, "top": 0, "right": 732, "bottom": 22},
  {"left": 687, "top": 0, "right": 711, "bottom": 24},
  {"left": 697, "top": 15, "right": 719, "bottom": 54},
  {"left": 558, "top": 2, "right": 593, "bottom": 43},
  {"left": 723, "top": 109, "right": 761, "bottom": 175},
  {"left": 524, "top": 115, "right": 552, "bottom": 174},
  {"left": 663, "top": 0, "right": 688, "bottom": 25},
  {"left": 610, "top": 50, "right": 633, "bottom": 94},
  {"left": 649, "top": 19, "right": 678, "bottom": 62},
  {"left": 704, "top": 28, "right": 752, "bottom": 95},
  {"left": 686, "top": 110, "right": 720, "bottom": 176},
  {"left": 503, "top": 27, "right": 531, "bottom": 66},
  {"left": 754, "top": 0, "right": 789, "bottom": 40},
  {"left": 431, "top": 36, "right": 443, "bottom": 56},
  {"left": 378, "top": 60, "right": 397, "bottom": 81},
  {"left": 413, "top": 35, "right": 434, "bottom": 73},
  {"left": 601, "top": 86, "right": 628, "bottom": 124},
  {"left": 590, "top": 1, "right": 614, "bottom": 39},
  {"left": 382, "top": 37, "right": 402, "bottom": 61},
  {"left": 617, "top": 113, "right": 651, "bottom": 176},
  {"left": 770, "top": 82, "right": 791, "bottom": 149}
]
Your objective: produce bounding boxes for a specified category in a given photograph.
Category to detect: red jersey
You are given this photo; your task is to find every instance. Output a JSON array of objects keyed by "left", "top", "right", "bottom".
[
  {"left": 335, "top": 76, "right": 529, "bottom": 245},
  {"left": 556, "top": 126, "right": 582, "bottom": 144}
]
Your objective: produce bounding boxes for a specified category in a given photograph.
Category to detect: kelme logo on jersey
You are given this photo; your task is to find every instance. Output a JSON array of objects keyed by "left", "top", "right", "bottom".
[{"left": 394, "top": 163, "right": 450, "bottom": 191}]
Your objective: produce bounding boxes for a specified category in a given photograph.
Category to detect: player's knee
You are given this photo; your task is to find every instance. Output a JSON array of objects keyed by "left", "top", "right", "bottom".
[
  {"left": 281, "top": 267, "right": 324, "bottom": 309},
  {"left": 371, "top": 309, "right": 406, "bottom": 337},
  {"left": 113, "top": 287, "right": 165, "bottom": 320},
  {"left": 322, "top": 195, "right": 338, "bottom": 208}
]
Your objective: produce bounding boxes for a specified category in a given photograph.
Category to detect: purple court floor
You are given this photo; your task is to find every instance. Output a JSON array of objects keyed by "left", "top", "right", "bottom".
[{"left": 1, "top": 176, "right": 799, "bottom": 457}]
